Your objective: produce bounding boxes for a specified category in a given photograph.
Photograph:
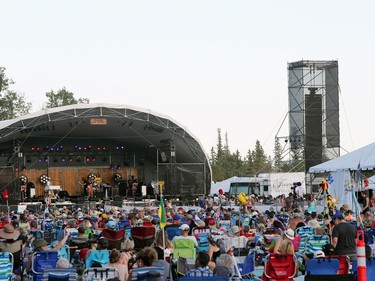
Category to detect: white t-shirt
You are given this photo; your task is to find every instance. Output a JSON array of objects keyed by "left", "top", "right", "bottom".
[{"left": 295, "top": 185, "right": 305, "bottom": 198}]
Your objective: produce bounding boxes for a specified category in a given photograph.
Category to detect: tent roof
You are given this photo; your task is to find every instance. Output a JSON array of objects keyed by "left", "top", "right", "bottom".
[
  {"left": 0, "top": 103, "right": 211, "bottom": 167},
  {"left": 309, "top": 142, "right": 375, "bottom": 173}
]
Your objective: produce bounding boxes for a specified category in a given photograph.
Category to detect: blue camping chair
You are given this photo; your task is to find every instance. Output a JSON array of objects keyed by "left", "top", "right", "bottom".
[
  {"left": 306, "top": 258, "right": 340, "bottom": 275},
  {"left": 32, "top": 251, "right": 59, "bottom": 281},
  {"left": 234, "top": 254, "right": 255, "bottom": 277},
  {"left": 0, "top": 252, "right": 14, "bottom": 281},
  {"left": 165, "top": 226, "right": 181, "bottom": 241},
  {"left": 85, "top": 250, "right": 110, "bottom": 268},
  {"left": 42, "top": 268, "right": 77, "bottom": 281}
]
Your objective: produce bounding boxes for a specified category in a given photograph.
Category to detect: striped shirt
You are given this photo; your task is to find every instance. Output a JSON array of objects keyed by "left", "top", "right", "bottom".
[{"left": 185, "top": 266, "right": 213, "bottom": 277}]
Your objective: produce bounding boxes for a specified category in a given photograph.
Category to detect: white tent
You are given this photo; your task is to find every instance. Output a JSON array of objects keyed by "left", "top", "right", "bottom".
[
  {"left": 309, "top": 142, "right": 375, "bottom": 212},
  {"left": 309, "top": 142, "right": 375, "bottom": 173}
]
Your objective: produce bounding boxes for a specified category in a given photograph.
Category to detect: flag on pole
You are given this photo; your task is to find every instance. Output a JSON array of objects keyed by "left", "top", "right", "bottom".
[
  {"left": 1, "top": 188, "right": 8, "bottom": 201},
  {"left": 356, "top": 162, "right": 361, "bottom": 180},
  {"left": 158, "top": 196, "right": 167, "bottom": 229}
]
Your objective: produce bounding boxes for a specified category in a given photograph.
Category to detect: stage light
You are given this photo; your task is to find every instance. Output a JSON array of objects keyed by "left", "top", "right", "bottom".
[
  {"left": 97, "top": 146, "right": 101, "bottom": 151},
  {"left": 110, "top": 163, "right": 115, "bottom": 170},
  {"left": 15, "top": 167, "right": 19, "bottom": 172},
  {"left": 61, "top": 157, "right": 66, "bottom": 162},
  {"left": 44, "top": 157, "right": 49, "bottom": 163},
  {"left": 92, "top": 156, "right": 96, "bottom": 162},
  {"left": 69, "top": 156, "right": 73, "bottom": 162},
  {"left": 86, "top": 157, "right": 90, "bottom": 162},
  {"left": 38, "top": 158, "right": 42, "bottom": 163},
  {"left": 117, "top": 165, "right": 122, "bottom": 170},
  {"left": 22, "top": 165, "right": 26, "bottom": 171}
]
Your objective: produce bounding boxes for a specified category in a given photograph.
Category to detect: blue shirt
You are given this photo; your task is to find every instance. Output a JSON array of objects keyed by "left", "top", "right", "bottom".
[{"left": 186, "top": 266, "right": 213, "bottom": 277}]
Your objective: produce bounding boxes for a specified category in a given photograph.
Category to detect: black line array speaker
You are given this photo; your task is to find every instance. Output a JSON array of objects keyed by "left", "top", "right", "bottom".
[{"left": 305, "top": 91, "right": 323, "bottom": 172}]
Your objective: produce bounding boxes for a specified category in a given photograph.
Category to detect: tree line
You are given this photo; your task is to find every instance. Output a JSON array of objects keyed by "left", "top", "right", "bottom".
[{"left": 209, "top": 129, "right": 305, "bottom": 182}]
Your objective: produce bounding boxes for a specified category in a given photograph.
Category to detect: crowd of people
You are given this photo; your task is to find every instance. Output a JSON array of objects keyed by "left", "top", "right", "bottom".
[{"left": 0, "top": 191, "right": 373, "bottom": 281}]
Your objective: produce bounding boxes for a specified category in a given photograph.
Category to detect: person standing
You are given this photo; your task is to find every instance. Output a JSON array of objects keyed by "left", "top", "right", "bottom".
[
  {"left": 79, "top": 177, "right": 88, "bottom": 197},
  {"left": 331, "top": 212, "right": 356, "bottom": 261},
  {"left": 294, "top": 183, "right": 306, "bottom": 212}
]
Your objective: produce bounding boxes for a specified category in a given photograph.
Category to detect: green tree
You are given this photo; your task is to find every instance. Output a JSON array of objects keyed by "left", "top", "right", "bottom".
[
  {"left": 251, "top": 140, "right": 272, "bottom": 174},
  {"left": 0, "top": 67, "right": 31, "bottom": 120},
  {"left": 45, "top": 87, "right": 89, "bottom": 108},
  {"left": 273, "top": 138, "right": 284, "bottom": 172}
]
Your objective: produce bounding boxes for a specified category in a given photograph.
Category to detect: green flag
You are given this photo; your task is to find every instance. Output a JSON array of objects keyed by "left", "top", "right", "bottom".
[{"left": 158, "top": 196, "right": 167, "bottom": 229}]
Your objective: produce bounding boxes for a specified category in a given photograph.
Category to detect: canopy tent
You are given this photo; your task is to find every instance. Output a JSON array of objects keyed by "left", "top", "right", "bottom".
[
  {"left": 309, "top": 142, "right": 375, "bottom": 214},
  {"left": 309, "top": 142, "right": 375, "bottom": 173}
]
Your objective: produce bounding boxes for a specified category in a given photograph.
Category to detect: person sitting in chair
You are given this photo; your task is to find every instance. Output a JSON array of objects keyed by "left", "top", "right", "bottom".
[
  {"left": 171, "top": 224, "right": 198, "bottom": 248},
  {"left": 185, "top": 251, "right": 213, "bottom": 277}
]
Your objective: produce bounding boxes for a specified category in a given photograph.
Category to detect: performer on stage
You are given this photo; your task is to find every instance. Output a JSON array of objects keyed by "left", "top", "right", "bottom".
[
  {"left": 79, "top": 177, "right": 88, "bottom": 197},
  {"left": 87, "top": 180, "right": 94, "bottom": 198}
]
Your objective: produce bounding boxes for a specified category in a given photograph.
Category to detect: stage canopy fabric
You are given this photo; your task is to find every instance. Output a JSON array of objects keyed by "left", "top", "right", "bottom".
[
  {"left": 309, "top": 142, "right": 375, "bottom": 173},
  {"left": 0, "top": 103, "right": 212, "bottom": 194}
]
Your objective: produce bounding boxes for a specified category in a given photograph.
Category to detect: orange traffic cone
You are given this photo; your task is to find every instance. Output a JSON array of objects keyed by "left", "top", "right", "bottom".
[{"left": 356, "top": 230, "right": 367, "bottom": 281}]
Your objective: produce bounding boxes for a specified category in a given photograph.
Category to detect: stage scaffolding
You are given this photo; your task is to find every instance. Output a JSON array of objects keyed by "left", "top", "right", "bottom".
[{"left": 287, "top": 60, "right": 340, "bottom": 172}]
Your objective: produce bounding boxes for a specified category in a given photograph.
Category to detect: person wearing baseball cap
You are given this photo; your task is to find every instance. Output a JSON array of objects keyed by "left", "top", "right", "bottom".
[
  {"left": 331, "top": 212, "right": 356, "bottom": 260},
  {"left": 171, "top": 224, "right": 198, "bottom": 247}
]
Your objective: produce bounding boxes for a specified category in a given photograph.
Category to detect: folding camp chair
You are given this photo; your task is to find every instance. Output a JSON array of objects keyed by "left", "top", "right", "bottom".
[
  {"left": 165, "top": 226, "right": 181, "bottom": 241},
  {"left": 296, "top": 226, "right": 315, "bottom": 253},
  {"left": 234, "top": 253, "right": 255, "bottom": 277},
  {"left": 263, "top": 253, "right": 298, "bottom": 281},
  {"left": 131, "top": 226, "right": 156, "bottom": 250},
  {"left": 172, "top": 239, "right": 196, "bottom": 259},
  {"left": 85, "top": 250, "right": 110, "bottom": 268},
  {"left": 83, "top": 267, "right": 119, "bottom": 281},
  {"left": 42, "top": 268, "right": 77, "bottom": 281},
  {"left": 305, "top": 235, "right": 329, "bottom": 255},
  {"left": 196, "top": 232, "right": 209, "bottom": 252},
  {"left": 275, "top": 214, "right": 290, "bottom": 226},
  {"left": 32, "top": 251, "right": 59, "bottom": 281},
  {"left": 0, "top": 252, "right": 14, "bottom": 280},
  {"left": 101, "top": 228, "right": 125, "bottom": 250},
  {"left": 306, "top": 258, "right": 340, "bottom": 275}
]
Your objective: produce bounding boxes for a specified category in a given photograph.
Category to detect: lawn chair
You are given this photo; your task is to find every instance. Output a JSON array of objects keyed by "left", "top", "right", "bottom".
[
  {"left": 0, "top": 252, "right": 14, "bottom": 280},
  {"left": 172, "top": 239, "right": 196, "bottom": 259},
  {"left": 306, "top": 258, "right": 340, "bottom": 275},
  {"left": 305, "top": 235, "right": 329, "bottom": 255},
  {"left": 165, "top": 226, "right": 181, "bottom": 241},
  {"left": 131, "top": 226, "right": 156, "bottom": 250},
  {"left": 32, "top": 250, "right": 59, "bottom": 281},
  {"left": 83, "top": 267, "right": 119, "bottom": 281},
  {"left": 42, "top": 268, "right": 77, "bottom": 281},
  {"left": 234, "top": 253, "right": 255, "bottom": 278},
  {"left": 85, "top": 250, "right": 110, "bottom": 268},
  {"left": 196, "top": 232, "right": 209, "bottom": 252},
  {"left": 263, "top": 253, "right": 298, "bottom": 281},
  {"left": 101, "top": 228, "right": 125, "bottom": 250}
]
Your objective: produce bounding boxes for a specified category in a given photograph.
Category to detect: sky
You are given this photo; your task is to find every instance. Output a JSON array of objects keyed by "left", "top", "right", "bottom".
[{"left": 1, "top": 1, "right": 375, "bottom": 158}]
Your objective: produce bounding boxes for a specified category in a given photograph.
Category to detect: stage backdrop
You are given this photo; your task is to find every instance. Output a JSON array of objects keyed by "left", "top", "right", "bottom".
[{"left": 21, "top": 167, "right": 139, "bottom": 197}]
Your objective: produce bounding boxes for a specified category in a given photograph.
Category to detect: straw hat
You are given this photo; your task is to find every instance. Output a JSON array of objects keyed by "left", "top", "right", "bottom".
[
  {"left": 342, "top": 204, "right": 350, "bottom": 211},
  {"left": 284, "top": 229, "right": 295, "bottom": 240},
  {"left": 0, "top": 225, "right": 20, "bottom": 240}
]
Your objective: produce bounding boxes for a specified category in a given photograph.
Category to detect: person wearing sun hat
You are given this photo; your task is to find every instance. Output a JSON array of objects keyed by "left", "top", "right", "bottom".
[
  {"left": 0, "top": 224, "right": 22, "bottom": 254},
  {"left": 273, "top": 228, "right": 295, "bottom": 254}
]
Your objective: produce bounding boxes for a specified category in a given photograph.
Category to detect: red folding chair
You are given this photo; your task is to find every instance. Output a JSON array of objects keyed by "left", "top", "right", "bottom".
[
  {"left": 263, "top": 253, "right": 298, "bottom": 281},
  {"left": 131, "top": 226, "right": 156, "bottom": 250},
  {"left": 101, "top": 228, "right": 125, "bottom": 250}
]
